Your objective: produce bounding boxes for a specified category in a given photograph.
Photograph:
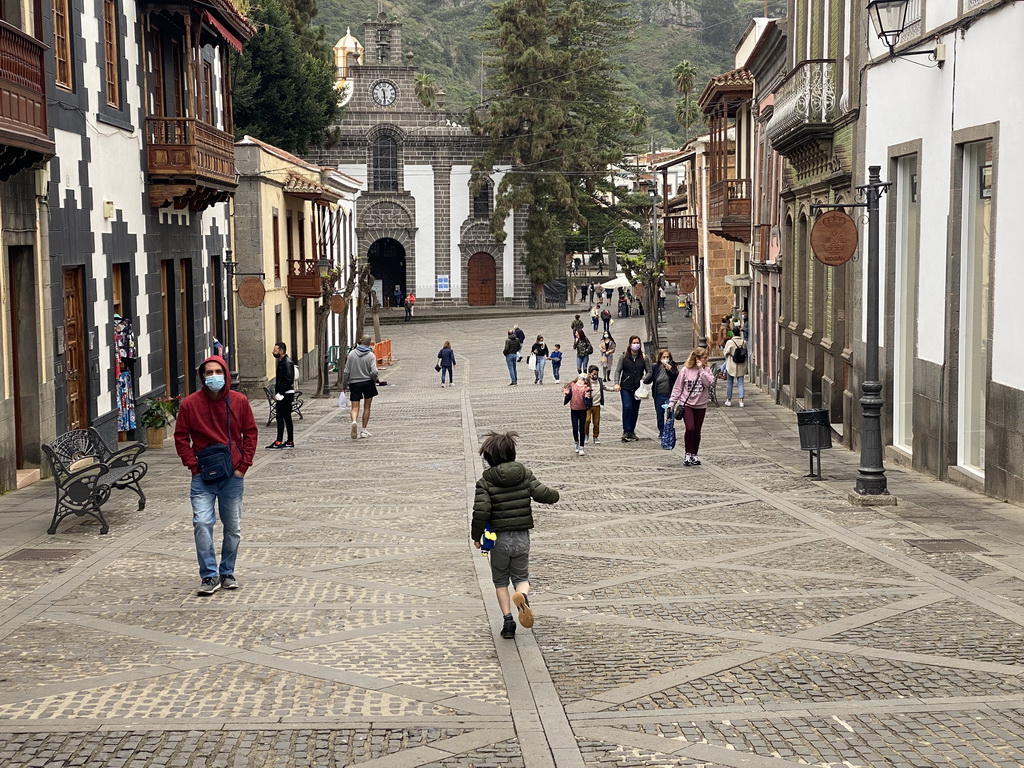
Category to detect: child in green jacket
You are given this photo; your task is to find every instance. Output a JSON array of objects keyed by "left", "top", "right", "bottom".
[{"left": 472, "top": 431, "right": 559, "bottom": 639}]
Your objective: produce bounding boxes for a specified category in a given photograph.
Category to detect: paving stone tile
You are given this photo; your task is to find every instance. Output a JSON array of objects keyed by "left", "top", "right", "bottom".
[{"left": 739, "top": 538, "right": 923, "bottom": 582}]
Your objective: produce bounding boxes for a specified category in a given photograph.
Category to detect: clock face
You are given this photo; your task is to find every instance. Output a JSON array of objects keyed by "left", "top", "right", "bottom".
[{"left": 371, "top": 80, "right": 397, "bottom": 107}]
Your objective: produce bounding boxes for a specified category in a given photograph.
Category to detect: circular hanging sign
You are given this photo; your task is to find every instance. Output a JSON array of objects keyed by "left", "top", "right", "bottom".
[
  {"left": 330, "top": 295, "right": 347, "bottom": 314},
  {"left": 810, "top": 210, "right": 859, "bottom": 266},
  {"left": 237, "top": 276, "right": 266, "bottom": 308},
  {"left": 677, "top": 273, "right": 697, "bottom": 294}
]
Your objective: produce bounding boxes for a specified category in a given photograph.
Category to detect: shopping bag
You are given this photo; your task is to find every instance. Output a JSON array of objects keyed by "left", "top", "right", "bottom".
[
  {"left": 526, "top": 353, "right": 536, "bottom": 368},
  {"left": 337, "top": 391, "right": 348, "bottom": 409},
  {"left": 661, "top": 415, "right": 676, "bottom": 450}
]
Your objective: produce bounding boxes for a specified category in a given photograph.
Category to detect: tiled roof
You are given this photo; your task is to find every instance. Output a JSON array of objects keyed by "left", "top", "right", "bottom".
[{"left": 697, "top": 67, "right": 754, "bottom": 110}]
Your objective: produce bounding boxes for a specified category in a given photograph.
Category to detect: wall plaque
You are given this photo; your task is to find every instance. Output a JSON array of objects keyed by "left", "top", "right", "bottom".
[
  {"left": 330, "top": 295, "right": 347, "bottom": 314},
  {"left": 677, "top": 273, "right": 697, "bottom": 294},
  {"left": 237, "top": 276, "right": 266, "bottom": 308},
  {"left": 810, "top": 210, "right": 859, "bottom": 266}
]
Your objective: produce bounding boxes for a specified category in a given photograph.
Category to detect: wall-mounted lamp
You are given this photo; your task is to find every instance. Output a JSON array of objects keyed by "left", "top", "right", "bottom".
[{"left": 867, "top": 1, "right": 946, "bottom": 64}]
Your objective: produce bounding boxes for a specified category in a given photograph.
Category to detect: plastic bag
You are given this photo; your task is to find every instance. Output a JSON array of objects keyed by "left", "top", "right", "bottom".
[
  {"left": 337, "top": 391, "right": 348, "bottom": 409},
  {"left": 661, "top": 415, "right": 676, "bottom": 450}
]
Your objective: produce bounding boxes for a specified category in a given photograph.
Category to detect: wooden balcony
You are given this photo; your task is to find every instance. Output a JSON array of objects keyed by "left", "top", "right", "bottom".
[
  {"left": 0, "top": 21, "right": 54, "bottom": 180},
  {"left": 286, "top": 260, "right": 322, "bottom": 299},
  {"left": 664, "top": 214, "right": 698, "bottom": 256},
  {"left": 146, "top": 117, "right": 237, "bottom": 210},
  {"left": 707, "top": 179, "right": 752, "bottom": 243},
  {"left": 765, "top": 60, "right": 837, "bottom": 157}
]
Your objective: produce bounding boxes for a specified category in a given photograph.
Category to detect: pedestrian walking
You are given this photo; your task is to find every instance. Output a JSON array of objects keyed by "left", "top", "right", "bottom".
[
  {"left": 437, "top": 340, "right": 456, "bottom": 387},
  {"left": 392, "top": 285, "right": 403, "bottom": 311},
  {"left": 599, "top": 332, "right": 616, "bottom": 381},
  {"left": 668, "top": 347, "right": 716, "bottom": 466},
  {"left": 600, "top": 305, "right": 612, "bottom": 333},
  {"left": 549, "top": 344, "right": 563, "bottom": 382},
  {"left": 612, "top": 334, "right": 650, "bottom": 442},
  {"left": 573, "top": 329, "right": 593, "bottom": 374},
  {"left": 584, "top": 365, "right": 605, "bottom": 445},
  {"left": 266, "top": 341, "right": 296, "bottom": 450},
  {"left": 722, "top": 334, "right": 748, "bottom": 407},
  {"left": 404, "top": 295, "right": 414, "bottom": 322},
  {"left": 503, "top": 329, "right": 521, "bottom": 385},
  {"left": 596, "top": 260, "right": 604, "bottom": 275},
  {"left": 571, "top": 314, "right": 584, "bottom": 334},
  {"left": 173, "top": 355, "right": 258, "bottom": 596},
  {"left": 530, "top": 335, "right": 549, "bottom": 384},
  {"left": 563, "top": 374, "right": 593, "bottom": 455},
  {"left": 472, "top": 431, "right": 559, "bottom": 639},
  {"left": 513, "top": 324, "right": 526, "bottom": 347},
  {"left": 342, "top": 335, "right": 380, "bottom": 438},
  {"left": 645, "top": 348, "right": 679, "bottom": 437},
  {"left": 590, "top": 303, "right": 600, "bottom": 332}
]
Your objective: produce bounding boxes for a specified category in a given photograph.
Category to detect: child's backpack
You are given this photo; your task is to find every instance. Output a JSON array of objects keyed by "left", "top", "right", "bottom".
[
  {"left": 732, "top": 341, "right": 747, "bottom": 365},
  {"left": 480, "top": 524, "right": 496, "bottom": 554}
]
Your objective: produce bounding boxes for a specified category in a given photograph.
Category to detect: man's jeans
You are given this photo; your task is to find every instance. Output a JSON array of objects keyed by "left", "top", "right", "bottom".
[
  {"left": 506, "top": 353, "right": 518, "bottom": 384},
  {"left": 726, "top": 374, "right": 745, "bottom": 400},
  {"left": 191, "top": 474, "right": 243, "bottom": 580},
  {"left": 620, "top": 389, "right": 640, "bottom": 434}
]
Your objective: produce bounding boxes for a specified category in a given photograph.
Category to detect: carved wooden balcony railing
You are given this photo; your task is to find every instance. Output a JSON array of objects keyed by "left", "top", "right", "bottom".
[
  {"left": 765, "top": 59, "right": 837, "bottom": 156},
  {"left": 0, "top": 20, "right": 54, "bottom": 179},
  {"left": 146, "top": 117, "right": 237, "bottom": 209},
  {"left": 663, "top": 214, "right": 698, "bottom": 255},
  {"left": 707, "top": 179, "right": 752, "bottom": 243},
  {"left": 286, "top": 259, "right": 322, "bottom": 299}
]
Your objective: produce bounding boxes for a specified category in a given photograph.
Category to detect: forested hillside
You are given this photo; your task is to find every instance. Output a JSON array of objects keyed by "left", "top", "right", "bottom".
[{"left": 314, "top": 0, "right": 784, "bottom": 145}]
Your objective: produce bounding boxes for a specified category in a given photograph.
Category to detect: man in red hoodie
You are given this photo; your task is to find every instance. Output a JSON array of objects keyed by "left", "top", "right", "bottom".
[{"left": 174, "top": 355, "right": 258, "bottom": 595}]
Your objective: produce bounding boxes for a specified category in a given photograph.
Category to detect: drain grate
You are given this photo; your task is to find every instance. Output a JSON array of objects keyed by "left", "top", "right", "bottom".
[
  {"left": 2, "top": 549, "right": 83, "bottom": 562},
  {"left": 905, "top": 539, "right": 987, "bottom": 554}
]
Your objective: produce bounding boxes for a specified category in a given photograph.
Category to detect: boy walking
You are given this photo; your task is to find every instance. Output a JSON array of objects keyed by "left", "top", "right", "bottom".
[
  {"left": 472, "top": 431, "right": 559, "bottom": 639},
  {"left": 549, "top": 344, "right": 563, "bottom": 382}
]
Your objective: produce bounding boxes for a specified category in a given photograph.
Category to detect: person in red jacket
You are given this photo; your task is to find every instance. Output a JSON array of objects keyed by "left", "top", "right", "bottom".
[{"left": 174, "top": 355, "right": 258, "bottom": 595}]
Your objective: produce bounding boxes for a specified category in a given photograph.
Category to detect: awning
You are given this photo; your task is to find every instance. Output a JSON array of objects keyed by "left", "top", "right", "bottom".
[
  {"left": 601, "top": 273, "right": 632, "bottom": 290},
  {"left": 204, "top": 11, "right": 244, "bottom": 54}
]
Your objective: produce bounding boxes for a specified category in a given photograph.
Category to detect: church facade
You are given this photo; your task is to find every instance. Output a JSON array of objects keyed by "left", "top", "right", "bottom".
[{"left": 308, "top": 15, "right": 529, "bottom": 307}]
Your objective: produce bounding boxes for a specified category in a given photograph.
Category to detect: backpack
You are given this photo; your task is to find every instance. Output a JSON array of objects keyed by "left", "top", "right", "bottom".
[{"left": 731, "top": 341, "right": 747, "bottom": 365}]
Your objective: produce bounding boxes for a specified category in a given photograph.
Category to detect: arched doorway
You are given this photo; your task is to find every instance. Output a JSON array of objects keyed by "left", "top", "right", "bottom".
[
  {"left": 368, "top": 238, "right": 407, "bottom": 305},
  {"left": 467, "top": 252, "right": 496, "bottom": 306}
]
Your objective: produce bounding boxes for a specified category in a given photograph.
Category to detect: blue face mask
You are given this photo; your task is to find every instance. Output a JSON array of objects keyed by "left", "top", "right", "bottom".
[{"left": 205, "top": 375, "right": 226, "bottom": 391}]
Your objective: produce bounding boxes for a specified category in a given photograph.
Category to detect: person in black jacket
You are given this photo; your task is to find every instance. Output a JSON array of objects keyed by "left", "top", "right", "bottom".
[
  {"left": 266, "top": 342, "right": 296, "bottom": 450},
  {"left": 472, "top": 431, "right": 559, "bottom": 639},
  {"left": 612, "top": 334, "right": 651, "bottom": 442},
  {"left": 645, "top": 348, "right": 680, "bottom": 437},
  {"left": 503, "top": 330, "right": 522, "bottom": 385}
]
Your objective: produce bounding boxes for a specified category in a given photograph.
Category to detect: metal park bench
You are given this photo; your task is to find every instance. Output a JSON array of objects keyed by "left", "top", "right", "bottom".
[
  {"left": 41, "top": 428, "right": 148, "bottom": 535},
  {"left": 263, "top": 385, "right": 304, "bottom": 427}
]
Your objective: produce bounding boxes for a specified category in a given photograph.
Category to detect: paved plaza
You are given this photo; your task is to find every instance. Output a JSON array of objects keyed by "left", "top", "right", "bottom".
[{"left": 2, "top": 306, "right": 1024, "bottom": 767}]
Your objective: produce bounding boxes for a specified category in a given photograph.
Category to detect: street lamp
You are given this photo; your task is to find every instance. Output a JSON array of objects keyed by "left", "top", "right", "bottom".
[
  {"left": 317, "top": 257, "right": 332, "bottom": 396},
  {"left": 866, "top": 0, "right": 945, "bottom": 62}
]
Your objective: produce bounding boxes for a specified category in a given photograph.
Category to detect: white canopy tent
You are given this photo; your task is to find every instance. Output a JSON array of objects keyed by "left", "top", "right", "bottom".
[{"left": 600, "top": 273, "right": 632, "bottom": 290}]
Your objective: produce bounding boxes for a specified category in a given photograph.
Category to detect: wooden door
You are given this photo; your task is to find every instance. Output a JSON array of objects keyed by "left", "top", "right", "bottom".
[
  {"left": 63, "top": 268, "right": 88, "bottom": 430},
  {"left": 8, "top": 258, "right": 22, "bottom": 466},
  {"left": 467, "top": 252, "right": 496, "bottom": 306}
]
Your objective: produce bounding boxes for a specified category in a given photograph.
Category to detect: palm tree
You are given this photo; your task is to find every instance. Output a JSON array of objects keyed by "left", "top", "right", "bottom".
[
  {"left": 625, "top": 104, "right": 649, "bottom": 137},
  {"left": 414, "top": 73, "right": 439, "bottom": 109},
  {"left": 671, "top": 60, "right": 697, "bottom": 137}
]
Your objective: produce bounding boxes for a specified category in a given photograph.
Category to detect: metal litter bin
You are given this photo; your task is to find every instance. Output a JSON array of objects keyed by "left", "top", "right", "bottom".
[{"left": 796, "top": 408, "right": 831, "bottom": 479}]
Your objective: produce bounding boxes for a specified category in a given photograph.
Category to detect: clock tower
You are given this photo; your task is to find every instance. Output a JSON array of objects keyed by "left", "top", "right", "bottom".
[{"left": 309, "top": 13, "right": 528, "bottom": 308}]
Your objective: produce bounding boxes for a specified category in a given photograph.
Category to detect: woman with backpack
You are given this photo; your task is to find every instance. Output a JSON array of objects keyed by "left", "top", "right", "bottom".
[{"left": 722, "top": 331, "right": 748, "bottom": 407}]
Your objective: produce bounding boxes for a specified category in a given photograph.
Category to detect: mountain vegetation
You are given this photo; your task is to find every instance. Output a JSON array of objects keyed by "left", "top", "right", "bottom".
[{"left": 314, "top": 0, "right": 785, "bottom": 146}]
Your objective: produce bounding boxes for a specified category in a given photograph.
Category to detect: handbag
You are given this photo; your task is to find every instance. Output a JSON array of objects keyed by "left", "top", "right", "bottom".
[
  {"left": 661, "top": 415, "right": 676, "bottom": 450},
  {"left": 635, "top": 379, "right": 651, "bottom": 400},
  {"left": 196, "top": 394, "right": 233, "bottom": 482},
  {"left": 434, "top": 363, "right": 441, "bottom": 372}
]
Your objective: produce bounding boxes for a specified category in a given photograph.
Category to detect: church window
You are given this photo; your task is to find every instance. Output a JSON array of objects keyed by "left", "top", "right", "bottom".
[
  {"left": 472, "top": 178, "right": 492, "bottom": 218},
  {"left": 373, "top": 135, "right": 398, "bottom": 192}
]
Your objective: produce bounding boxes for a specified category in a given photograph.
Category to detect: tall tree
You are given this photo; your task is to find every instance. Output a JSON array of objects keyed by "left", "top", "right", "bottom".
[
  {"left": 671, "top": 59, "right": 697, "bottom": 137},
  {"left": 471, "top": 0, "right": 632, "bottom": 307},
  {"left": 233, "top": 0, "right": 338, "bottom": 153},
  {"left": 414, "top": 73, "right": 440, "bottom": 109},
  {"left": 625, "top": 104, "right": 649, "bottom": 137}
]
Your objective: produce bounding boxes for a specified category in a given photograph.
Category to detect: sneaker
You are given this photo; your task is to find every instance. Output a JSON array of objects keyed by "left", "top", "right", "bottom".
[
  {"left": 512, "top": 592, "right": 534, "bottom": 628},
  {"left": 725, "top": 399, "right": 732, "bottom": 407},
  {"left": 360, "top": 429, "right": 372, "bottom": 438},
  {"left": 691, "top": 455, "right": 702, "bottom": 466},
  {"left": 351, "top": 420, "right": 359, "bottom": 439},
  {"left": 197, "top": 577, "right": 220, "bottom": 596},
  {"left": 621, "top": 434, "right": 630, "bottom": 442},
  {"left": 266, "top": 441, "right": 284, "bottom": 450},
  {"left": 578, "top": 446, "right": 586, "bottom": 456},
  {"left": 683, "top": 453, "right": 693, "bottom": 466},
  {"left": 282, "top": 442, "right": 295, "bottom": 450},
  {"left": 500, "top": 615, "right": 516, "bottom": 639},
  {"left": 739, "top": 401, "right": 745, "bottom": 408},
  {"left": 625, "top": 432, "right": 638, "bottom": 442},
  {"left": 220, "top": 575, "right": 238, "bottom": 590},
  {"left": 593, "top": 437, "right": 600, "bottom": 445}
]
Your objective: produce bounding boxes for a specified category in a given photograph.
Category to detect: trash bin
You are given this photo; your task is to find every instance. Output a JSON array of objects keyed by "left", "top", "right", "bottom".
[{"left": 796, "top": 409, "right": 832, "bottom": 451}]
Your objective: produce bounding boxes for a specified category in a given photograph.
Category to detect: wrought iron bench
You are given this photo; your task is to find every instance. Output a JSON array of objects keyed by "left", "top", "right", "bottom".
[
  {"left": 41, "top": 428, "right": 148, "bottom": 535},
  {"left": 263, "top": 385, "right": 304, "bottom": 427}
]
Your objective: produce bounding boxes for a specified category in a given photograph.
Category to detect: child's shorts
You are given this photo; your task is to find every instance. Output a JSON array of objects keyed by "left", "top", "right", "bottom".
[{"left": 489, "top": 529, "right": 530, "bottom": 587}]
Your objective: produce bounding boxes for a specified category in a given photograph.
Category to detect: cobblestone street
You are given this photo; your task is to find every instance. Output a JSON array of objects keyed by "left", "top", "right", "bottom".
[{"left": 2, "top": 306, "right": 1024, "bottom": 768}]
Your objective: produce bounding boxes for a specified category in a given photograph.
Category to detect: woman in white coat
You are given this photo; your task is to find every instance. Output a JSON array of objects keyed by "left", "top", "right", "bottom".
[{"left": 722, "top": 333, "right": 748, "bottom": 407}]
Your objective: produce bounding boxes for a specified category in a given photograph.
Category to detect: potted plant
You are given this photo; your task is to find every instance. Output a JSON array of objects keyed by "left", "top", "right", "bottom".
[{"left": 140, "top": 395, "right": 180, "bottom": 448}]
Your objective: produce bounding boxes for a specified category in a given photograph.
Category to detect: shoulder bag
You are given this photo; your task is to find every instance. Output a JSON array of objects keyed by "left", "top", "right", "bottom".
[{"left": 196, "top": 394, "right": 234, "bottom": 482}]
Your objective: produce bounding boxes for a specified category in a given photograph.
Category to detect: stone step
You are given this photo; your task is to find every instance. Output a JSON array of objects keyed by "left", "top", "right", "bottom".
[{"left": 15, "top": 468, "right": 41, "bottom": 489}]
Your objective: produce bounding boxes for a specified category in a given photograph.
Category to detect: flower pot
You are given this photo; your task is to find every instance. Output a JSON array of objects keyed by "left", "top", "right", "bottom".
[{"left": 146, "top": 426, "right": 165, "bottom": 449}]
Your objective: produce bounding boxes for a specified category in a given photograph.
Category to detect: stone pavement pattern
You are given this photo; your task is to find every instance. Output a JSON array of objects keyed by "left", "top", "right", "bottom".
[{"left": 1, "top": 308, "right": 1024, "bottom": 767}]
